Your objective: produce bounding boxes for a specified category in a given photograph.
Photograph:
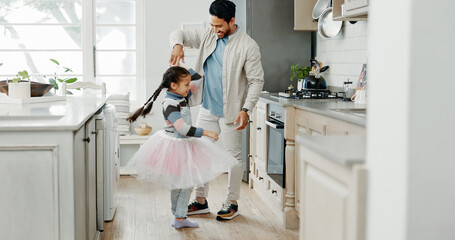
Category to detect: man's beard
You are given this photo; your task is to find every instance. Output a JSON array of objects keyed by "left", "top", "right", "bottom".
[{"left": 217, "top": 26, "right": 231, "bottom": 38}]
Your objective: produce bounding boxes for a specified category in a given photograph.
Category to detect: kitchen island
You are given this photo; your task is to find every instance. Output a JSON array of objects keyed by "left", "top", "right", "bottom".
[
  {"left": 0, "top": 94, "right": 107, "bottom": 240},
  {"left": 249, "top": 92, "right": 366, "bottom": 229}
]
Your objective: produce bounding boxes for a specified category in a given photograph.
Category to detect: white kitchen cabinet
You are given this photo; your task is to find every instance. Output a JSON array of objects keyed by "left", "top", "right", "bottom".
[
  {"left": 294, "top": 0, "right": 318, "bottom": 31},
  {"left": 294, "top": 109, "right": 365, "bottom": 216},
  {"left": 296, "top": 136, "right": 367, "bottom": 240},
  {"left": 332, "top": 0, "right": 368, "bottom": 21},
  {"left": 0, "top": 95, "right": 106, "bottom": 240},
  {"left": 249, "top": 98, "right": 366, "bottom": 230},
  {"left": 249, "top": 101, "right": 286, "bottom": 221},
  {"left": 255, "top": 101, "right": 267, "bottom": 166}
]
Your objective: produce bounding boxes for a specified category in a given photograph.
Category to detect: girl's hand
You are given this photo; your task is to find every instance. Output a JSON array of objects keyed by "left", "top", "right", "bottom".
[{"left": 203, "top": 130, "right": 219, "bottom": 141}]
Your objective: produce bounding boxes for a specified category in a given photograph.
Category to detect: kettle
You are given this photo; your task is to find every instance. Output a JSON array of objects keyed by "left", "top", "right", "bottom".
[
  {"left": 301, "top": 59, "right": 329, "bottom": 90},
  {"left": 302, "top": 75, "right": 327, "bottom": 89}
]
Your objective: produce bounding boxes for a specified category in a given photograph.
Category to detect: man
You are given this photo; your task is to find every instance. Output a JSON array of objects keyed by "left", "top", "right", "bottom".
[{"left": 169, "top": 0, "right": 264, "bottom": 221}]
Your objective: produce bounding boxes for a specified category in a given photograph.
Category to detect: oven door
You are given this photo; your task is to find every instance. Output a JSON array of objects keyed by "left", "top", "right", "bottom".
[{"left": 266, "top": 118, "right": 286, "bottom": 188}]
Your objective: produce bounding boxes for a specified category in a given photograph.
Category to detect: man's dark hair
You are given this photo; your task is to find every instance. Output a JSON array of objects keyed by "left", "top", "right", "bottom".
[{"left": 209, "top": 0, "right": 236, "bottom": 23}]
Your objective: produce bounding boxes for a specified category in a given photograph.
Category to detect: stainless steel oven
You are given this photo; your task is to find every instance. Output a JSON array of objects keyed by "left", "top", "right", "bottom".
[{"left": 266, "top": 102, "right": 286, "bottom": 188}]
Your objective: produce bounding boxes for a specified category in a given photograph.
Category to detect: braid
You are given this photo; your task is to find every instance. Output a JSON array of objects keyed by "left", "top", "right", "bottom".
[
  {"left": 127, "top": 84, "right": 164, "bottom": 123},
  {"left": 140, "top": 85, "right": 164, "bottom": 117},
  {"left": 126, "top": 66, "right": 190, "bottom": 123}
]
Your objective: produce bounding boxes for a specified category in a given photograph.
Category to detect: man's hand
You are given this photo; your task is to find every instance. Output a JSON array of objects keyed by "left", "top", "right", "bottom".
[
  {"left": 234, "top": 111, "right": 249, "bottom": 130},
  {"left": 169, "top": 44, "right": 185, "bottom": 66}
]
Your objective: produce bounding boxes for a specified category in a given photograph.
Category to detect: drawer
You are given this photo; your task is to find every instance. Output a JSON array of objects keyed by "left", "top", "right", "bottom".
[
  {"left": 254, "top": 166, "right": 268, "bottom": 189},
  {"left": 268, "top": 177, "right": 284, "bottom": 206}
]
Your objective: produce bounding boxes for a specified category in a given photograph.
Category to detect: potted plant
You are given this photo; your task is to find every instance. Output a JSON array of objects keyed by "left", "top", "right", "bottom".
[
  {"left": 46, "top": 59, "right": 78, "bottom": 95},
  {"left": 8, "top": 70, "right": 31, "bottom": 98},
  {"left": 290, "top": 64, "right": 311, "bottom": 91}
]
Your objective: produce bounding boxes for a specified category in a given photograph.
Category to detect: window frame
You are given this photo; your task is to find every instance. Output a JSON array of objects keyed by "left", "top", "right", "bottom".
[{"left": 0, "top": 0, "right": 145, "bottom": 104}]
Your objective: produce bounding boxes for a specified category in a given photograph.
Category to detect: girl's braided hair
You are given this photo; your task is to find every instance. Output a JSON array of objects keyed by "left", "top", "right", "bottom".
[{"left": 127, "top": 66, "right": 189, "bottom": 122}]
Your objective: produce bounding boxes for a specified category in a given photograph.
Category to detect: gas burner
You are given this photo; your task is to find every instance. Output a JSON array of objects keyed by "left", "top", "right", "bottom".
[
  {"left": 297, "top": 89, "right": 335, "bottom": 99},
  {"left": 278, "top": 89, "right": 339, "bottom": 99}
]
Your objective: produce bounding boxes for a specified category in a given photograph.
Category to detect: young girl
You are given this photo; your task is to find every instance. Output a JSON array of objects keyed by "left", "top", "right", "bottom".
[{"left": 126, "top": 66, "right": 237, "bottom": 229}]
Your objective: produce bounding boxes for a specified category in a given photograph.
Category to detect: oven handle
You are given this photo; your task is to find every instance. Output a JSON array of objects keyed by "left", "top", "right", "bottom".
[{"left": 265, "top": 120, "right": 284, "bottom": 129}]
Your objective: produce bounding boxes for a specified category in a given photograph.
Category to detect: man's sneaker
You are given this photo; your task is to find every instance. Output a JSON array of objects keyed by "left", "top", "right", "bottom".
[
  {"left": 187, "top": 200, "right": 210, "bottom": 215},
  {"left": 216, "top": 202, "right": 239, "bottom": 221}
]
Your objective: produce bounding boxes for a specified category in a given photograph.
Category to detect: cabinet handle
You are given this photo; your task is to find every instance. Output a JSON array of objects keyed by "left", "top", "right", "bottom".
[
  {"left": 91, "top": 131, "right": 96, "bottom": 134},
  {"left": 249, "top": 120, "right": 253, "bottom": 123},
  {"left": 83, "top": 137, "right": 90, "bottom": 143},
  {"left": 256, "top": 127, "right": 261, "bottom": 130},
  {"left": 248, "top": 154, "right": 252, "bottom": 158},
  {"left": 271, "top": 189, "right": 277, "bottom": 194},
  {"left": 259, "top": 176, "right": 263, "bottom": 180}
]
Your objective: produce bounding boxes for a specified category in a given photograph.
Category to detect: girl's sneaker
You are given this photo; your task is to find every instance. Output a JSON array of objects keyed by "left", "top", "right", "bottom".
[
  {"left": 172, "top": 218, "right": 199, "bottom": 229},
  {"left": 216, "top": 201, "right": 239, "bottom": 221},
  {"left": 187, "top": 199, "right": 210, "bottom": 215}
]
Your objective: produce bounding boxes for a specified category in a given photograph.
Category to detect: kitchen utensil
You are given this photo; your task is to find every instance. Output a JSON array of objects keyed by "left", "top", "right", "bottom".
[
  {"left": 312, "top": 0, "right": 331, "bottom": 19},
  {"left": 318, "top": 7, "right": 343, "bottom": 39},
  {"left": 0, "top": 80, "right": 54, "bottom": 97},
  {"left": 320, "top": 66, "right": 329, "bottom": 73},
  {"left": 343, "top": 80, "right": 353, "bottom": 101},
  {"left": 351, "top": 89, "right": 366, "bottom": 104},
  {"left": 302, "top": 75, "right": 328, "bottom": 90}
]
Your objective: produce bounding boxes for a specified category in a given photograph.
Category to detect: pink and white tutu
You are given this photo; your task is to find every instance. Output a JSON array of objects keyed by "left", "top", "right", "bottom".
[{"left": 127, "top": 130, "right": 238, "bottom": 189}]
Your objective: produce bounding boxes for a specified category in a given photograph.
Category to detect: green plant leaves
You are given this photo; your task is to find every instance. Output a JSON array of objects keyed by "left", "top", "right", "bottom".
[
  {"left": 290, "top": 64, "right": 310, "bottom": 81},
  {"left": 47, "top": 58, "right": 78, "bottom": 92},
  {"left": 50, "top": 59, "right": 60, "bottom": 65},
  {"left": 49, "top": 78, "right": 58, "bottom": 89},
  {"left": 65, "top": 78, "right": 77, "bottom": 84}
]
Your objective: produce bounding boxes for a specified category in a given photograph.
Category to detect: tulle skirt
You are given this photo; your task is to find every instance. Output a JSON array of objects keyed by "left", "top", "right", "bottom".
[{"left": 126, "top": 130, "right": 238, "bottom": 190}]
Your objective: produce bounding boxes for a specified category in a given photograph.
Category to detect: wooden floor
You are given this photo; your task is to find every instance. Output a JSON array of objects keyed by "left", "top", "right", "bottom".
[{"left": 104, "top": 174, "right": 299, "bottom": 240}]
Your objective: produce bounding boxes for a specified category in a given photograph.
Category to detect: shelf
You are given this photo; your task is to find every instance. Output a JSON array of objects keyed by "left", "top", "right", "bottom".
[
  {"left": 333, "top": 15, "right": 367, "bottom": 21},
  {"left": 119, "top": 133, "right": 151, "bottom": 145}
]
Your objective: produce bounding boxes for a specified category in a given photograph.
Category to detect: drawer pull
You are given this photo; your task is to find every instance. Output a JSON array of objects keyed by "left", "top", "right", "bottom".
[
  {"left": 259, "top": 176, "right": 263, "bottom": 180},
  {"left": 271, "top": 189, "right": 277, "bottom": 194},
  {"left": 256, "top": 127, "right": 261, "bottom": 130}
]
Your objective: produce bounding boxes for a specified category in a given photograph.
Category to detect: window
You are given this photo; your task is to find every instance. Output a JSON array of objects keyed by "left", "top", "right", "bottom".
[{"left": 0, "top": 0, "right": 143, "bottom": 101}]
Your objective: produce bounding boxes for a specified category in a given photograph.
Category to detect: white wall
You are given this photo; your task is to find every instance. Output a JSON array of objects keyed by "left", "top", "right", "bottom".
[
  {"left": 316, "top": 21, "right": 368, "bottom": 90},
  {"left": 367, "top": 0, "right": 455, "bottom": 239},
  {"left": 139, "top": 0, "right": 214, "bottom": 132},
  {"left": 120, "top": 1, "right": 213, "bottom": 167}
]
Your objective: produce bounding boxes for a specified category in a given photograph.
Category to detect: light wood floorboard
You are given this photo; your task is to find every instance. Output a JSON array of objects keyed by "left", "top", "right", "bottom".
[{"left": 104, "top": 174, "right": 298, "bottom": 240}]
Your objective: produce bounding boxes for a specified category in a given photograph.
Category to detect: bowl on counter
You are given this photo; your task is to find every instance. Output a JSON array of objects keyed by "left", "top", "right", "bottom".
[
  {"left": 0, "top": 80, "right": 54, "bottom": 97},
  {"left": 134, "top": 122, "right": 152, "bottom": 135}
]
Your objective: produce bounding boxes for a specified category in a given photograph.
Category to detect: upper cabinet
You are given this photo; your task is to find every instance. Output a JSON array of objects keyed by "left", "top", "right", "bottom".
[
  {"left": 295, "top": 0, "right": 368, "bottom": 31},
  {"left": 333, "top": 0, "right": 368, "bottom": 21},
  {"left": 294, "top": 0, "right": 318, "bottom": 31}
]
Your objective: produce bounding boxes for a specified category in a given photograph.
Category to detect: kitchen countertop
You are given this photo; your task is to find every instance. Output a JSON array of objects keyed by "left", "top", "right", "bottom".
[
  {"left": 296, "top": 135, "right": 366, "bottom": 166},
  {"left": 260, "top": 92, "right": 366, "bottom": 126},
  {"left": 0, "top": 94, "right": 107, "bottom": 131}
]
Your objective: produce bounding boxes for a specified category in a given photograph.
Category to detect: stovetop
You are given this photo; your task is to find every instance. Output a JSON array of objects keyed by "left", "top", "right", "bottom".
[{"left": 278, "top": 89, "right": 339, "bottom": 99}]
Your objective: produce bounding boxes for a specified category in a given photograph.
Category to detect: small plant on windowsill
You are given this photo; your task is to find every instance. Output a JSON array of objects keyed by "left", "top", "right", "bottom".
[{"left": 47, "top": 58, "right": 79, "bottom": 95}]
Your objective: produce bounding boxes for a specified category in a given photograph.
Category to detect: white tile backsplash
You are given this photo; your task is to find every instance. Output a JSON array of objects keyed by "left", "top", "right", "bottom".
[{"left": 317, "top": 21, "right": 368, "bottom": 89}]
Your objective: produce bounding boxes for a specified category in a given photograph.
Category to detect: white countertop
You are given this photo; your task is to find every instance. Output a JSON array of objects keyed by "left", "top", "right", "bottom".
[
  {"left": 296, "top": 135, "right": 366, "bottom": 166},
  {"left": 260, "top": 93, "right": 367, "bottom": 126},
  {"left": 0, "top": 94, "right": 107, "bottom": 131}
]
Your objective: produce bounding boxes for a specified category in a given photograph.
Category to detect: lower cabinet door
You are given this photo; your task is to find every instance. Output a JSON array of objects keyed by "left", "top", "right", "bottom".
[{"left": 304, "top": 165, "right": 348, "bottom": 240}]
